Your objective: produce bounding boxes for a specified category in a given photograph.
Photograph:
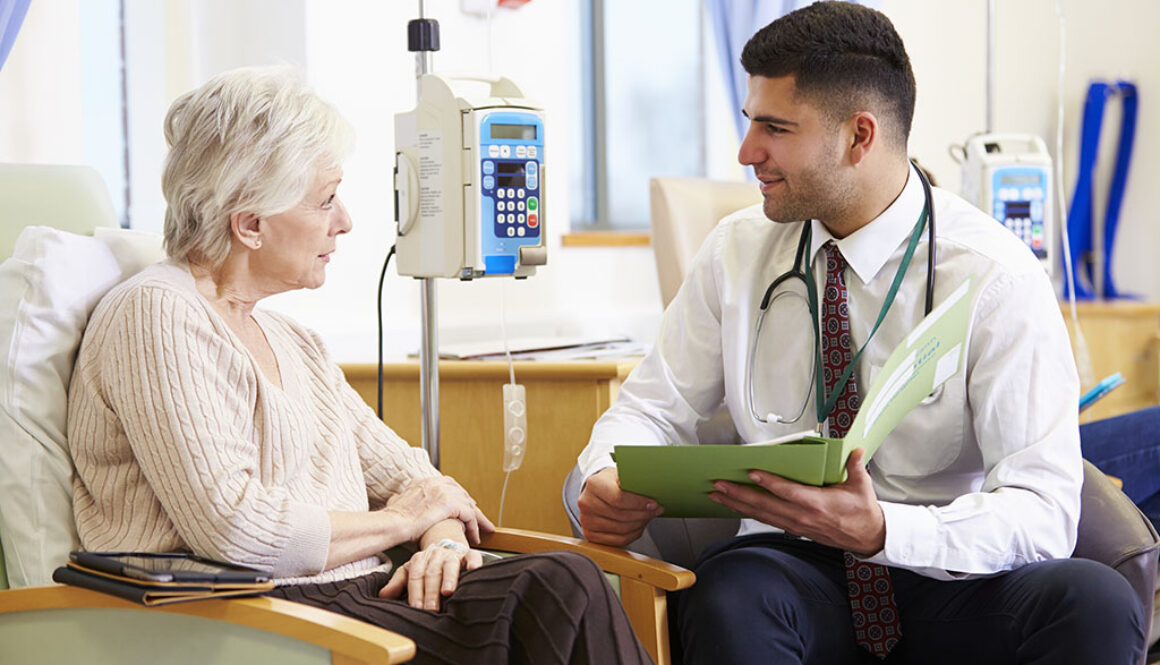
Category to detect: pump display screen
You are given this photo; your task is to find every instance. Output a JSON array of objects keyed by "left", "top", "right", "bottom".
[
  {"left": 490, "top": 123, "right": 537, "bottom": 140},
  {"left": 1000, "top": 173, "right": 1042, "bottom": 186},
  {"left": 496, "top": 162, "right": 526, "bottom": 187}
]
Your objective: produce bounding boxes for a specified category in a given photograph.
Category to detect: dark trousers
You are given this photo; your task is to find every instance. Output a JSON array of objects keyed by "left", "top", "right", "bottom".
[
  {"left": 268, "top": 551, "right": 653, "bottom": 665},
  {"left": 675, "top": 533, "right": 1144, "bottom": 665},
  {"left": 1081, "top": 405, "right": 1160, "bottom": 533}
]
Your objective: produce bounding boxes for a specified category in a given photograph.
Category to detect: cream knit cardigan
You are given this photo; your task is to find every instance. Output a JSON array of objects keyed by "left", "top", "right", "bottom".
[{"left": 68, "top": 262, "right": 439, "bottom": 584}]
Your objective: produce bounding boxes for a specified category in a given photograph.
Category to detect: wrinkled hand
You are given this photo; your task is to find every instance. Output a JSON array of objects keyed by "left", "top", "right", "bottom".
[
  {"left": 384, "top": 476, "right": 495, "bottom": 546},
  {"left": 378, "top": 544, "right": 485, "bottom": 610},
  {"left": 709, "top": 448, "right": 886, "bottom": 555},
  {"left": 577, "top": 467, "right": 664, "bottom": 546}
]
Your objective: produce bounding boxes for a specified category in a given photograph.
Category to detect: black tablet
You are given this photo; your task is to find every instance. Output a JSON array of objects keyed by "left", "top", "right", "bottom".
[{"left": 69, "top": 551, "right": 272, "bottom": 584}]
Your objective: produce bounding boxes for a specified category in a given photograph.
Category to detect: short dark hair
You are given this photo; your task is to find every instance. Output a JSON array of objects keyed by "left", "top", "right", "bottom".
[{"left": 741, "top": 1, "right": 915, "bottom": 147}]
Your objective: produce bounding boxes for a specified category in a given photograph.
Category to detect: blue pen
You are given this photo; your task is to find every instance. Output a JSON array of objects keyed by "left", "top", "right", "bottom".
[{"left": 1079, "top": 372, "right": 1125, "bottom": 413}]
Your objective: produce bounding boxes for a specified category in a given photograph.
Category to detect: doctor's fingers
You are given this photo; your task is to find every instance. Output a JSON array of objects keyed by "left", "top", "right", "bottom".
[
  {"left": 743, "top": 469, "right": 825, "bottom": 505},
  {"left": 580, "top": 477, "right": 660, "bottom": 516},
  {"left": 578, "top": 511, "right": 651, "bottom": 546},
  {"left": 710, "top": 480, "right": 806, "bottom": 528},
  {"left": 840, "top": 449, "right": 875, "bottom": 495}
]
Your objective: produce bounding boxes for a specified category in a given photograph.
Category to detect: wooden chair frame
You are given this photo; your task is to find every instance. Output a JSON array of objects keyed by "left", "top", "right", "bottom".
[{"left": 0, "top": 528, "right": 693, "bottom": 665}]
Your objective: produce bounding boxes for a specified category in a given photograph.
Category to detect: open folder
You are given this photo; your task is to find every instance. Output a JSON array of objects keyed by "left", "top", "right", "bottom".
[
  {"left": 53, "top": 553, "right": 274, "bottom": 606},
  {"left": 614, "top": 278, "right": 976, "bottom": 518}
]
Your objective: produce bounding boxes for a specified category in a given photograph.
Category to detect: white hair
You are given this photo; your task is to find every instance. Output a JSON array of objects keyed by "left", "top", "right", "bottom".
[{"left": 161, "top": 65, "right": 354, "bottom": 269}]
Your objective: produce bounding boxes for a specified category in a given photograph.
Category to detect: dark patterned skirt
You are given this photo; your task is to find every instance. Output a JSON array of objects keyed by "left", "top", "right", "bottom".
[{"left": 266, "top": 550, "right": 654, "bottom": 665}]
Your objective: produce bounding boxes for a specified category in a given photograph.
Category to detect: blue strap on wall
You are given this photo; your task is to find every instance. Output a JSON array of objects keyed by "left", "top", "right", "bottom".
[
  {"left": 1064, "top": 80, "right": 1139, "bottom": 300},
  {"left": 1101, "top": 81, "right": 1138, "bottom": 299}
]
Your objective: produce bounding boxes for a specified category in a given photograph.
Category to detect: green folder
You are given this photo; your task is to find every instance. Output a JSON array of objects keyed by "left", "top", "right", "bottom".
[{"left": 614, "top": 277, "right": 976, "bottom": 518}]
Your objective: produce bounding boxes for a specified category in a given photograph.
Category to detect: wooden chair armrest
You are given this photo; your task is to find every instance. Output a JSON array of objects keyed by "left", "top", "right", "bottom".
[
  {"left": 0, "top": 585, "right": 415, "bottom": 665},
  {"left": 479, "top": 527, "right": 695, "bottom": 592}
]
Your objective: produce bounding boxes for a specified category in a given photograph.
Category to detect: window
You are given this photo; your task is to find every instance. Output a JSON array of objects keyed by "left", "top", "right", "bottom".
[{"left": 569, "top": 0, "right": 710, "bottom": 231}]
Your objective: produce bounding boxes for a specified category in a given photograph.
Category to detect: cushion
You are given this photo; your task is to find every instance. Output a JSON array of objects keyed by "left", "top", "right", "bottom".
[{"left": 0, "top": 225, "right": 164, "bottom": 587}]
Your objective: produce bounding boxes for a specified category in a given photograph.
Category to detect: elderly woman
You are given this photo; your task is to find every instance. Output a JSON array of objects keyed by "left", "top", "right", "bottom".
[{"left": 67, "top": 66, "right": 652, "bottom": 665}]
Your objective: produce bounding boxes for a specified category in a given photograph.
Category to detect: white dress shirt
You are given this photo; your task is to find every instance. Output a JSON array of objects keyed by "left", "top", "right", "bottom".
[{"left": 579, "top": 167, "right": 1082, "bottom": 580}]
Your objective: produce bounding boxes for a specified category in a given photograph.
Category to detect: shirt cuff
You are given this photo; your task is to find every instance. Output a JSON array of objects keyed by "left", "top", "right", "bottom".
[
  {"left": 863, "top": 501, "right": 940, "bottom": 570},
  {"left": 578, "top": 454, "right": 616, "bottom": 484},
  {"left": 270, "top": 501, "right": 332, "bottom": 577}
]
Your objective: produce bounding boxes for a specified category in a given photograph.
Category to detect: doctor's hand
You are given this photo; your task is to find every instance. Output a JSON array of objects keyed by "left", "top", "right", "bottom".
[
  {"left": 577, "top": 467, "right": 665, "bottom": 547},
  {"left": 709, "top": 448, "right": 887, "bottom": 556}
]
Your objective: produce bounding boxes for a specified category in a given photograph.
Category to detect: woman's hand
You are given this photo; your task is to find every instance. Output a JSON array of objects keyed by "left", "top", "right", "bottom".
[
  {"left": 383, "top": 476, "right": 495, "bottom": 545},
  {"left": 378, "top": 542, "right": 486, "bottom": 610}
]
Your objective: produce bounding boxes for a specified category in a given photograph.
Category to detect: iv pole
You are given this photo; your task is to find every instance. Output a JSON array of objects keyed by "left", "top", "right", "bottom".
[
  {"left": 985, "top": 0, "right": 995, "bottom": 134},
  {"left": 409, "top": 0, "right": 442, "bottom": 469}
]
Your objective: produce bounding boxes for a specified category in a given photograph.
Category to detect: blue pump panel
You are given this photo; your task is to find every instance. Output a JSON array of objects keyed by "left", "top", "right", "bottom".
[
  {"left": 990, "top": 166, "right": 1049, "bottom": 258},
  {"left": 477, "top": 110, "right": 543, "bottom": 276}
]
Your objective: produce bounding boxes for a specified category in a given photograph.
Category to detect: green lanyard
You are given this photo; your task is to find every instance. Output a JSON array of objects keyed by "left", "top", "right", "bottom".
[{"left": 805, "top": 200, "right": 930, "bottom": 427}]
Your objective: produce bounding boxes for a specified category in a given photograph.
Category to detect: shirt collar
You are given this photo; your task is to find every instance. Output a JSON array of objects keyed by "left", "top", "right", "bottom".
[{"left": 808, "top": 164, "right": 925, "bottom": 285}]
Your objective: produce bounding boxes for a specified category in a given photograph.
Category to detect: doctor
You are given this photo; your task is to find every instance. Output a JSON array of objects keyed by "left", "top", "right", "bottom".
[{"left": 575, "top": 2, "right": 1144, "bottom": 664}]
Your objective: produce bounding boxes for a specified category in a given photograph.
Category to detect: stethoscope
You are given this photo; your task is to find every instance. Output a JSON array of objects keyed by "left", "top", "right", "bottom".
[{"left": 745, "top": 166, "right": 937, "bottom": 427}]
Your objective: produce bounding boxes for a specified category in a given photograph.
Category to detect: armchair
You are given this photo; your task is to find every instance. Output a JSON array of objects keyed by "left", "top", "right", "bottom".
[{"left": 0, "top": 163, "right": 693, "bottom": 665}]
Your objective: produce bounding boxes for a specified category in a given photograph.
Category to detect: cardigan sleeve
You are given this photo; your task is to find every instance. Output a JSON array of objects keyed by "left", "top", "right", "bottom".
[{"left": 97, "top": 285, "right": 332, "bottom": 577}]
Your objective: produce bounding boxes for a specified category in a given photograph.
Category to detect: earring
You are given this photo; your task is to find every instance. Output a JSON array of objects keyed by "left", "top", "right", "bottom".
[{"left": 254, "top": 238, "right": 262, "bottom": 249}]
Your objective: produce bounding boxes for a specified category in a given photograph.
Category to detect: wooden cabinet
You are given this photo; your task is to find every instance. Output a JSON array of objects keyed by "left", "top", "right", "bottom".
[
  {"left": 335, "top": 303, "right": 1160, "bottom": 536},
  {"left": 1062, "top": 302, "right": 1160, "bottom": 422},
  {"left": 341, "top": 360, "right": 638, "bottom": 536}
]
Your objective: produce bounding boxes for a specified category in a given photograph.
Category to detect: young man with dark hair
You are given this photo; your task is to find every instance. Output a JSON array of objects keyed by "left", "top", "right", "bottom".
[{"left": 576, "top": 2, "right": 1145, "bottom": 663}]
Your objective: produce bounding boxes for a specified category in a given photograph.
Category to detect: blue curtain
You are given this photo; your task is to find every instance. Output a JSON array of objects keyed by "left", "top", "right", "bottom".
[
  {"left": 706, "top": 0, "right": 881, "bottom": 143},
  {"left": 0, "top": 0, "right": 31, "bottom": 72}
]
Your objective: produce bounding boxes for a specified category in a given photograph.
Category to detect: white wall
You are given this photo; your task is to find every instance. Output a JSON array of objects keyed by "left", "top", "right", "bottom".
[
  {"left": 3, "top": 0, "right": 1159, "bottom": 362},
  {"left": 884, "top": 0, "right": 1160, "bottom": 299}
]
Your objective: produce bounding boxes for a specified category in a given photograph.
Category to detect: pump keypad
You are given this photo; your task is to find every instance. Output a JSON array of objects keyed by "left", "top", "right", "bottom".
[
  {"left": 482, "top": 159, "right": 541, "bottom": 239},
  {"left": 992, "top": 181, "right": 1047, "bottom": 258}
]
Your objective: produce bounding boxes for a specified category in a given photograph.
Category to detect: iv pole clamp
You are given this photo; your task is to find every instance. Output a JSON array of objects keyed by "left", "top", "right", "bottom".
[{"left": 410, "top": 5, "right": 441, "bottom": 469}]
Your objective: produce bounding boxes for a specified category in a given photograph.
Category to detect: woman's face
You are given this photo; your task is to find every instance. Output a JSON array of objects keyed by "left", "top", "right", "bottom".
[{"left": 254, "top": 166, "right": 351, "bottom": 292}]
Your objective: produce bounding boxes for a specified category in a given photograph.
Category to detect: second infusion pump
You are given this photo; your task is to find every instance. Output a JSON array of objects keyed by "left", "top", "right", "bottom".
[
  {"left": 960, "top": 133, "right": 1054, "bottom": 274},
  {"left": 395, "top": 74, "right": 547, "bottom": 279}
]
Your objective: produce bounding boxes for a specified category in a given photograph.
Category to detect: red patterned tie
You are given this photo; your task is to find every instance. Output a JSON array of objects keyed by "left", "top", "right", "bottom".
[{"left": 821, "top": 242, "right": 902, "bottom": 658}]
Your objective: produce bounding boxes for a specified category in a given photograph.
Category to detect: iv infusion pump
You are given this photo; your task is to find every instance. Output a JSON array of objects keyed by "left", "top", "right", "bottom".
[
  {"left": 394, "top": 73, "right": 547, "bottom": 279},
  {"left": 960, "top": 133, "right": 1054, "bottom": 274}
]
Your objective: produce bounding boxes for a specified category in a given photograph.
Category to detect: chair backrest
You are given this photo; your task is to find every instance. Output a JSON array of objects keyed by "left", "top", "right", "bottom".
[
  {"left": 649, "top": 176, "right": 761, "bottom": 308},
  {"left": 1074, "top": 459, "right": 1160, "bottom": 649},
  {"left": 0, "top": 163, "right": 119, "bottom": 261},
  {"left": 0, "top": 163, "right": 164, "bottom": 588}
]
